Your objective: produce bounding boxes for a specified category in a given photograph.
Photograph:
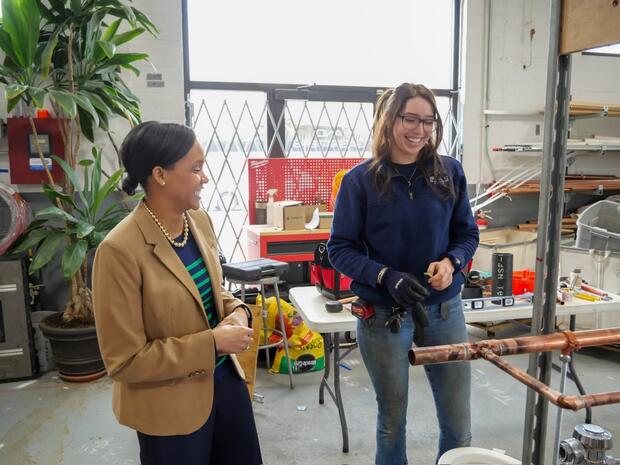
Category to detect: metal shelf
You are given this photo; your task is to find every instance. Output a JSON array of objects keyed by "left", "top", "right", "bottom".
[{"left": 493, "top": 144, "right": 620, "bottom": 153}]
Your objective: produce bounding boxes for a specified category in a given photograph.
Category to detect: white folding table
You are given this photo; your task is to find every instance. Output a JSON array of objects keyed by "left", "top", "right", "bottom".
[{"left": 289, "top": 286, "right": 620, "bottom": 453}]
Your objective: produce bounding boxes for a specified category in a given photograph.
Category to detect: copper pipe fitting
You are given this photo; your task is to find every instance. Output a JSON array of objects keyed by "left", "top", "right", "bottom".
[{"left": 408, "top": 328, "right": 620, "bottom": 411}]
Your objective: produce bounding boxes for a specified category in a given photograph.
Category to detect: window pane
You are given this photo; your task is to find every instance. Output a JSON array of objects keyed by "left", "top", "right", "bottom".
[
  {"left": 284, "top": 100, "right": 373, "bottom": 158},
  {"left": 190, "top": 90, "right": 268, "bottom": 262},
  {"left": 187, "top": 0, "right": 454, "bottom": 88}
]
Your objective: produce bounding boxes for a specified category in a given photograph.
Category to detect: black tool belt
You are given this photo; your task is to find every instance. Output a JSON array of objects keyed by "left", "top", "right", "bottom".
[{"left": 387, "top": 304, "right": 429, "bottom": 347}]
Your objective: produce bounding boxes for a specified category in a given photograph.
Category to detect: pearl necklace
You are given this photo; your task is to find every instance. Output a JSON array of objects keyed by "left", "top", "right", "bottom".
[{"left": 143, "top": 202, "right": 189, "bottom": 248}]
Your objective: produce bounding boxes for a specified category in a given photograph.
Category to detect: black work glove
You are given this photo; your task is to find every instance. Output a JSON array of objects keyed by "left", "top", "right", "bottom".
[
  {"left": 411, "top": 301, "right": 429, "bottom": 346},
  {"left": 382, "top": 269, "right": 430, "bottom": 307}
]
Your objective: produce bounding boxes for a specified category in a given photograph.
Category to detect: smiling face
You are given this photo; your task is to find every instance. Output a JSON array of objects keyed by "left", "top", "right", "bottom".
[
  {"left": 161, "top": 141, "right": 209, "bottom": 211},
  {"left": 390, "top": 96, "right": 435, "bottom": 164}
]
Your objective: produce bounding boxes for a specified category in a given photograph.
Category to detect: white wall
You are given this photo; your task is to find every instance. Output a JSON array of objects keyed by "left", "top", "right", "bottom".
[
  {"left": 0, "top": 0, "right": 186, "bottom": 190},
  {"left": 462, "top": 0, "right": 620, "bottom": 186}
]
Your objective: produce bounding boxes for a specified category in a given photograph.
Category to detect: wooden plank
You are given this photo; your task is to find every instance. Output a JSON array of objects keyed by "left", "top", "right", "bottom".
[
  {"left": 561, "top": 0, "right": 620, "bottom": 54},
  {"left": 235, "top": 304, "right": 262, "bottom": 398}
]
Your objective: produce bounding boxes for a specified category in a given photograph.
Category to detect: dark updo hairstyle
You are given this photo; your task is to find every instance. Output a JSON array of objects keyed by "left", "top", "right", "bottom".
[{"left": 120, "top": 121, "right": 197, "bottom": 195}]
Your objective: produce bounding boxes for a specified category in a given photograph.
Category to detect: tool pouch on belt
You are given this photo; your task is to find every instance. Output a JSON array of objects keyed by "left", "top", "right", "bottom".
[
  {"left": 350, "top": 298, "right": 375, "bottom": 321},
  {"left": 411, "top": 302, "right": 429, "bottom": 347}
]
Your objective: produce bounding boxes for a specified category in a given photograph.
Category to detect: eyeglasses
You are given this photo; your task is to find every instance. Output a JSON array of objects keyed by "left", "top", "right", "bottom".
[{"left": 397, "top": 114, "right": 437, "bottom": 131}]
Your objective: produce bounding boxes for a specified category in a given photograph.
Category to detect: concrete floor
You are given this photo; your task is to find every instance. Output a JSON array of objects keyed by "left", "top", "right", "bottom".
[{"left": 1, "top": 327, "right": 619, "bottom": 465}]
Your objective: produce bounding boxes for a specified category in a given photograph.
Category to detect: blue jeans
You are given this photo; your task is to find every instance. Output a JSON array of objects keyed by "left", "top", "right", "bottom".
[{"left": 357, "top": 294, "right": 471, "bottom": 465}]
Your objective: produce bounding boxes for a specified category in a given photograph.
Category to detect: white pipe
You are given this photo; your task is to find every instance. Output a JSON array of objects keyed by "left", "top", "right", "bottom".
[
  {"left": 471, "top": 161, "right": 538, "bottom": 204},
  {"left": 476, "top": 0, "right": 492, "bottom": 198}
]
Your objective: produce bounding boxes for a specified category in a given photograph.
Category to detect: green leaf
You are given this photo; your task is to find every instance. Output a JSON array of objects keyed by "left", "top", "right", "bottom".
[
  {"left": 10, "top": 227, "right": 51, "bottom": 253},
  {"left": 101, "top": 18, "right": 121, "bottom": 42},
  {"left": 95, "top": 213, "right": 125, "bottom": 231},
  {"left": 23, "top": 218, "right": 47, "bottom": 232},
  {"left": 85, "top": 8, "right": 107, "bottom": 60},
  {"left": 51, "top": 155, "right": 88, "bottom": 207},
  {"left": 82, "top": 90, "right": 108, "bottom": 113},
  {"left": 90, "top": 148, "right": 103, "bottom": 207},
  {"left": 120, "top": 62, "right": 140, "bottom": 76},
  {"left": 106, "top": 52, "right": 148, "bottom": 66},
  {"left": 49, "top": 89, "right": 77, "bottom": 118},
  {"left": 76, "top": 220, "right": 95, "bottom": 238},
  {"left": 61, "top": 239, "right": 88, "bottom": 279},
  {"left": 120, "top": 5, "right": 136, "bottom": 25},
  {"left": 42, "top": 183, "right": 77, "bottom": 209},
  {"left": 0, "top": 63, "right": 19, "bottom": 83},
  {"left": 7, "top": 96, "right": 21, "bottom": 113},
  {"left": 40, "top": 29, "right": 60, "bottom": 78},
  {"left": 81, "top": 157, "right": 91, "bottom": 203},
  {"left": 0, "top": 29, "right": 19, "bottom": 65},
  {"left": 109, "top": 27, "right": 144, "bottom": 47},
  {"left": 78, "top": 108, "right": 94, "bottom": 142},
  {"left": 37, "top": 2, "right": 56, "bottom": 22},
  {"left": 29, "top": 86, "right": 46, "bottom": 109},
  {"left": 96, "top": 40, "right": 116, "bottom": 59},
  {"left": 96, "top": 108, "right": 109, "bottom": 130},
  {"left": 74, "top": 92, "right": 99, "bottom": 127},
  {"left": 35, "top": 205, "right": 79, "bottom": 223},
  {"left": 91, "top": 230, "right": 106, "bottom": 246},
  {"left": 69, "top": 0, "right": 81, "bottom": 13},
  {"left": 93, "top": 168, "right": 123, "bottom": 214},
  {"left": 48, "top": 0, "right": 68, "bottom": 10},
  {"left": 97, "top": 200, "right": 123, "bottom": 222},
  {"left": 5, "top": 83, "right": 28, "bottom": 99},
  {"left": 133, "top": 8, "right": 159, "bottom": 35},
  {"left": 29, "top": 231, "right": 65, "bottom": 274},
  {"left": 1, "top": 0, "right": 40, "bottom": 68}
]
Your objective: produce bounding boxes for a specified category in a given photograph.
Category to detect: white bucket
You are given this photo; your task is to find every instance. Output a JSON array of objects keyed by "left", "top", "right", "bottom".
[{"left": 439, "top": 447, "right": 521, "bottom": 465}]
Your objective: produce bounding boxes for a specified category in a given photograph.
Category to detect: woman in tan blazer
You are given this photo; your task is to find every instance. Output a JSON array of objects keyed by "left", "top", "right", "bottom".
[{"left": 93, "top": 122, "right": 262, "bottom": 465}]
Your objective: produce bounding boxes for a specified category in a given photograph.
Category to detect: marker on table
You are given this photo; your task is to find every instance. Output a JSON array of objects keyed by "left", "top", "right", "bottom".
[{"left": 573, "top": 292, "right": 600, "bottom": 302}]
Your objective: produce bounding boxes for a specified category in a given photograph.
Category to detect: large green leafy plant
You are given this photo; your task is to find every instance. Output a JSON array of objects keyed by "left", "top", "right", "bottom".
[
  {"left": 11, "top": 150, "right": 136, "bottom": 321},
  {"left": 1, "top": 0, "right": 156, "bottom": 323}
]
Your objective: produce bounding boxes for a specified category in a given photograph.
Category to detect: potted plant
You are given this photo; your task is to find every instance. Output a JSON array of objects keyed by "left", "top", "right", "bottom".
[
  {"left": 1, "top": 0, "right": 156, "bottom": 380},
  {"left": 11, "top": 149, "right": 135, "bottom": 380}
]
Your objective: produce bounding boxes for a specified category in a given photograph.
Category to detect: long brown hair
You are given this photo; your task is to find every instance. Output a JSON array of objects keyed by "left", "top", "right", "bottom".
[{"left": 369, "top": 83, "right": 454, "bottom": 200}]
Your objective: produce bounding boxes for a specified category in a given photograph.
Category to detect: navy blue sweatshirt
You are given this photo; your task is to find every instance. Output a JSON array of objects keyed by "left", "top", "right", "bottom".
[{"left": 327, "top": 156, "right": 479, "bottom": 306}]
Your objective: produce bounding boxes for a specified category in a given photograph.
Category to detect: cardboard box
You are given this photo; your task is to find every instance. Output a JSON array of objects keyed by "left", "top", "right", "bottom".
[
  {"left": 273, "top": 201, "right": 305, "bottom": 230},
  {"left": 319, "top": 212, "right": 333, "bottom": 230},
  {"left": 304, "top": 204, "right": 327, "bottom": 222}
]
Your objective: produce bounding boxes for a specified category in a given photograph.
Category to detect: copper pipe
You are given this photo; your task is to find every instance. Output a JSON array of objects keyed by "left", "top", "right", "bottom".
[
  {"left": 409, "top": 327, "right": 620, "bottom": 366},
  {"left": 408, "top": 328, "right": 620, "bottom": 412},
  {"left": 480, "top": 348, "right": 620, "bottom": 411}
]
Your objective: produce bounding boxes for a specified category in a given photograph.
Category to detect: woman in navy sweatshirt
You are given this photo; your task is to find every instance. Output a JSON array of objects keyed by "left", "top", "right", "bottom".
[{"left": 328, "top": 83, "right": 479, "bottom": 465}]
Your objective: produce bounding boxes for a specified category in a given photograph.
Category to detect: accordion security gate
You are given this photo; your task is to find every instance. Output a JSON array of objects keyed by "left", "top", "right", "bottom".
[{"left": 188, "top": 91, "right": 461, "bottom": 263}]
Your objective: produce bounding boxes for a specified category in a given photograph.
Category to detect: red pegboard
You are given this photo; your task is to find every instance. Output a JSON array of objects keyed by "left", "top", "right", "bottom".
[{"left": 248, "top": 157, "right": 363, "bottom": 223}]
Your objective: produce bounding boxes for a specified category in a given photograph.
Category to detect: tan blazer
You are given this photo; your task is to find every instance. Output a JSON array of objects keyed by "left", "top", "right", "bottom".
[{"left": 93, "top": 203, "right": 248, "bottom": 436}]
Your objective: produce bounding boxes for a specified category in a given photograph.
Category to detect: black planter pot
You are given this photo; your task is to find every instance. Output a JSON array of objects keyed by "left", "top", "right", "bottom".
[{"left": 39, "top": 312, "right": 106, "bottom": 382}]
